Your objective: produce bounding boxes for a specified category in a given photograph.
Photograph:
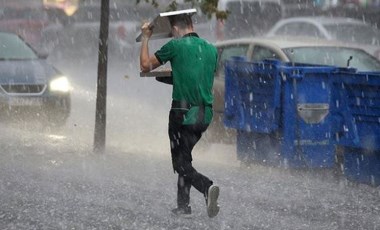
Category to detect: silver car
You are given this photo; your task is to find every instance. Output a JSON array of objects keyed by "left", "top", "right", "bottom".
[{"left": 266, "top": 16, "right": 380, "bottom": 60}]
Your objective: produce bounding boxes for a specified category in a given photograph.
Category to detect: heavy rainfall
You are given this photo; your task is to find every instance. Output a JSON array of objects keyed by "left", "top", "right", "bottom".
[{"left": 0, "top": 0, "right": 380, "bottom": 229}]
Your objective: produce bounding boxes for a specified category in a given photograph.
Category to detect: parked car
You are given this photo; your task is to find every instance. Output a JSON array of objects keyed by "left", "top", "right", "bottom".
[
  {"left": 266, "top": 16, "right": 380, "bottom": 60},
  {"left": 204, "top": 36, "right": 380, "bottom": 143},
  {"left": 41, "top": 2, "right": 147, "bottom": 57},
  {"left": 0, "top": 32, "right": 71, "bottom": 127},
  {"left": 0, "top": 2, "right": 50, "bottom": 53}
]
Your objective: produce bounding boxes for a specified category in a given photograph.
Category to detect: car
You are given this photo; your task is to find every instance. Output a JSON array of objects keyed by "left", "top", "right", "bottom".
[
  {"left": 0, "top": 32, "right": 71, "bottom": 127},
  {"left": 266, "top": 16, "right": 380, "bottom": 60},
  {"left": 41, "top": 2, "right": 149, "bottom": 57},
  {"left": 204, "top": 36, "right": 380, "bottom": 144},
  {"left": 0, "top": 2, "right": 50, "bottom": 53}
]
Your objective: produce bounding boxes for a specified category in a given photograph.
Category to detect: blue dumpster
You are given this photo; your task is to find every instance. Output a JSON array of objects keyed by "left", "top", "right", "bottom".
[
  {"left": 330, "top": 70, "right": 380, "bottom": 150},
  {"left": 330, "top": 70, "right": 380, "bottom": 186},
  {"left": 224, "top": 58, "right": 282, "bottom": 133},
  {"left": 224, "top": 59, "right": 337, "bottom": 168}
]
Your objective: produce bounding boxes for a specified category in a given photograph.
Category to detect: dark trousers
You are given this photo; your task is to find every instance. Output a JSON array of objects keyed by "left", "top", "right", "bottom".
[{"left": 168, "top": 110, "right": 213, "bottom": 208}]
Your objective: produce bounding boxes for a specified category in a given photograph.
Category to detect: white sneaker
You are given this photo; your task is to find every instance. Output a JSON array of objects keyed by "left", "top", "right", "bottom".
[{"left": 206, "top": 185, "right": 220, "bottom": 218}]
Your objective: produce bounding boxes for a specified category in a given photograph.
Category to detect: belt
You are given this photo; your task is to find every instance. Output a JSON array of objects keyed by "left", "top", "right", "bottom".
[
  {"left": 171, "top": 100, "right": 191, "bottom": 110},
  {"left": 171, "top": 100, "right": 212, "bottom": 124}
]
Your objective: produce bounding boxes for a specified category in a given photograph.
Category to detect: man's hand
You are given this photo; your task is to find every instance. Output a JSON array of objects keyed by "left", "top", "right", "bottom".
[{"left": 141, "top": 22, "right": 153, "bottom": 40}]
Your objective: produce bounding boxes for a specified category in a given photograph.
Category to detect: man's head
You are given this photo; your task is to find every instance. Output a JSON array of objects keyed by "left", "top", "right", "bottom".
[{"left": 168, "top": 14, "right": 194, "bottom": 38}]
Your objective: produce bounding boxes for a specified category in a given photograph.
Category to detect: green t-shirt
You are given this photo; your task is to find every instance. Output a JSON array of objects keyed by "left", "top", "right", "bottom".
[{"left": 155, "top": 33, "right": 218, "bottom": 125}]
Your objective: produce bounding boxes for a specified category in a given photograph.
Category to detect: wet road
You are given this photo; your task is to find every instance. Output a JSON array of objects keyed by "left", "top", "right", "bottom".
[{"left": 0, "top": 48, "right": 380, "bottom": 230}]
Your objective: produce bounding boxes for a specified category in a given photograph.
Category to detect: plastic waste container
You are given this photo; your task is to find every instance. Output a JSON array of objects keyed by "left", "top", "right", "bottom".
[
  {"left": 330, "top": 70, "right": 380, "bottom": 186},
  {"left": 331, "top": 70, "right": 380, "bottom": 150},
  {"left": 224, "top": 59, "right": 337, "bottom": 168}
]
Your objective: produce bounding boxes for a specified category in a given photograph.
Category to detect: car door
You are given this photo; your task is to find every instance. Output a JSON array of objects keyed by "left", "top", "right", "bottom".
[{"left": 213, "top": 43, "right": 250, "bottom": 113}]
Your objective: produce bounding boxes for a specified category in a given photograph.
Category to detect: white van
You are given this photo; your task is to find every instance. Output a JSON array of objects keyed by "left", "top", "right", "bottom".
[{"left": 216, "top": 0, "right": 283, "bottom": 40}]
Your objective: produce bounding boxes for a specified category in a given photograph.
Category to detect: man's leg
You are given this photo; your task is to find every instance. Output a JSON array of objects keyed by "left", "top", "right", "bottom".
[
  {"left": 182, "top": 125, "right": 220, "bottom": 218},
  {"left": 178, "top": 126, "right": 213, "bottom": 197},
  {"left": 169, "top": 111, "right": 193, "bottom": 213},
  {"left": 176, "top": 174, "right": 192, "bottom": 209},
  {"left": 169, "top": 118, "right": 219, "bottom": 217}
]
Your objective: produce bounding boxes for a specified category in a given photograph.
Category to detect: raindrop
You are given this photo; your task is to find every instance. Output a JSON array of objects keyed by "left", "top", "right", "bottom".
[
  {"left": 335, "top": 133, "right": 340, "bottom": 141},
  {"left": 283, "top": 158, "right": 289, "bottom": 168},
  {"left": 356, "top": 97, "right": 361, "bottom": 106}
]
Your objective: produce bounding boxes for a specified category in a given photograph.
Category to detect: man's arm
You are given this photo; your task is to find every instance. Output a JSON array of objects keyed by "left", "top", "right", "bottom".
[{"left": 140, "top": 23, "right": 161, "bottom": 73}]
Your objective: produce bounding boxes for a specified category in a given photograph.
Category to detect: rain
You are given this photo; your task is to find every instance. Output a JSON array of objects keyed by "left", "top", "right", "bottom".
[{"left": 1, "top": 0, "right": 380, "bottom": 229}]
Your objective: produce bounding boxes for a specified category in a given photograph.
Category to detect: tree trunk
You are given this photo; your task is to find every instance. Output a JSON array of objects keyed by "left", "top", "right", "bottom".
[{"left": 93, "top": 0, "right": 109, "bottom": 154}]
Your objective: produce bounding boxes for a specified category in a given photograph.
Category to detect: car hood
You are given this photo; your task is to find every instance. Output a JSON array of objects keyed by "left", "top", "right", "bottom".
[{"left": 0, "top": 59, "right": 58, "bottom": 85}]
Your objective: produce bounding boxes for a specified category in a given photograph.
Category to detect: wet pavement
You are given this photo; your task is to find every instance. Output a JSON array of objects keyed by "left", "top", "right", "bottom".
[
  {"left": 0, "top": 124, "right": 379, "bottom": 229},
  {"left": 0, "top": 47, "right": 379, "bottom": 230}
]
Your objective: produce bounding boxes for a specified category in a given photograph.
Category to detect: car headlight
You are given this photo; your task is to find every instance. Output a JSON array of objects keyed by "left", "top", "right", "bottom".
[{"left": 50, "top": 76, "right": 71, "bottom": 93}]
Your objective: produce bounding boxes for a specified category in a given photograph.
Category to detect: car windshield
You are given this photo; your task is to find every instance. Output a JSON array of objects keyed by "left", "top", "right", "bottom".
[
  {"left": 283, "top": 46, "right": 380, "bottom": 72},
  {"left": 0, "top": 33, "right": 38, "bottom": 60},
  {"left": 324, "top": 24, "right": 380, "bottom": 46}
]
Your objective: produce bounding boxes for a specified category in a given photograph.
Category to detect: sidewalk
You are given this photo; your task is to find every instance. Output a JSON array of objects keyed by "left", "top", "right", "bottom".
[{"left": 0, "top": 128, "right": 379, "bottom": 229}]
